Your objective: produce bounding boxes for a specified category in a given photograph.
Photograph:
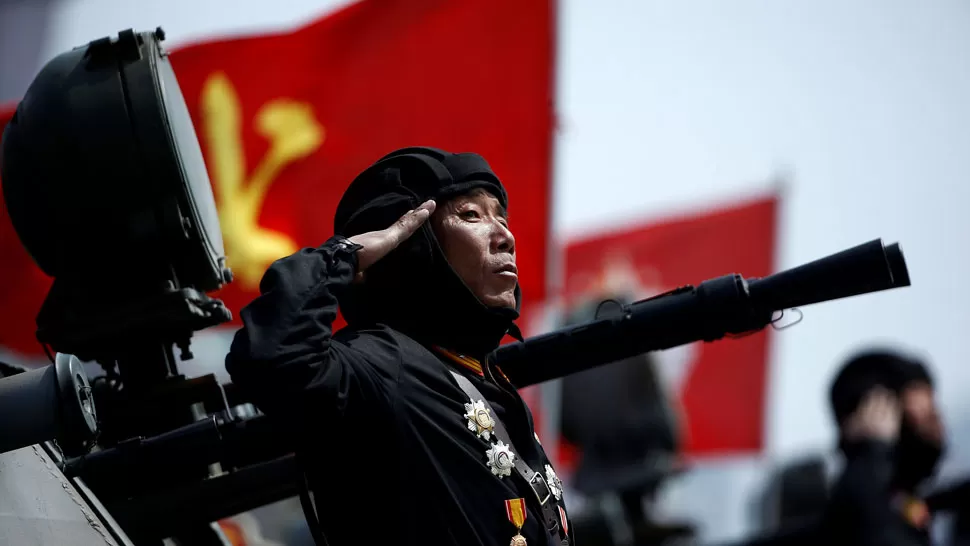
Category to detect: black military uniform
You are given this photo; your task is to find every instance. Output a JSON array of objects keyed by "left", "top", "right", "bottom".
[
  {"left": 226, "top": 148, "right": 572, "bottom": 546},
  {"left": 817, "top": 351, "right": 942, "bottom": 546},
  {"left": 815, "top": 438, "right": 931, "bottom": 546}
]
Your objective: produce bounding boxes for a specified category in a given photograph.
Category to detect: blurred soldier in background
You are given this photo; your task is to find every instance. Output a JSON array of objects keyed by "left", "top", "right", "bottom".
[
  {"left": 558, "top": 296, "right": 695, "bottom": 546},
  {"left": 821, "top": 349, "right": 946, "bottom": 545}
]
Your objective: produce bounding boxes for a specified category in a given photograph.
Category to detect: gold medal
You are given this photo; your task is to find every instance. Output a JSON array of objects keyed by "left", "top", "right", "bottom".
[
  {"left": 464, "top": 399, "right": 495, "bottom": 440},
  {"left": 505, "top": 498, "right": 527, "bottom": 546}
]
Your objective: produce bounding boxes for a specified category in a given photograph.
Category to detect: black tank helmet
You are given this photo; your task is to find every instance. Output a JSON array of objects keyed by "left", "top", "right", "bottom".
[{"left": 829, "top": 349, "right": 933, "bottom": 425}]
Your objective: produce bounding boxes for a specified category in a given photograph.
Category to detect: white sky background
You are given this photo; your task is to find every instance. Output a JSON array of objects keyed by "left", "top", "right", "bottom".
[{"left": 24, "top": 0, "right": 970, "bottom": 541}]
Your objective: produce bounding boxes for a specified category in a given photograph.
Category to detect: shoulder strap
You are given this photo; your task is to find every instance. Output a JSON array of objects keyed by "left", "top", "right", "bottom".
[{"left": 449, "top": 370, "right": 570, "bottom": 544}]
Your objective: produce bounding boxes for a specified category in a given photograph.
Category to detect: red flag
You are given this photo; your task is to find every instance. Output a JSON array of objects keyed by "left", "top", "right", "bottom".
[
  {"left": 170, "top": 0, "right": 554, "bottom": 327},
  {"left": 0, "top": 0, "right": 554, "bottom": 354},
  {"left": 559, "top": 196, "right": 778, "bottom": 457}
]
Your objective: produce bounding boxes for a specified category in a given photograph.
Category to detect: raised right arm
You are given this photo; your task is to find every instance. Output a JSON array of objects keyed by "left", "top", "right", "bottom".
[{"left": 225, "top": 237, "right": 394, "bottom": 431}]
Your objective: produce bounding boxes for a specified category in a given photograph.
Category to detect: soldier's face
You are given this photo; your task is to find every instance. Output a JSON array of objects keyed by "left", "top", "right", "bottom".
[
  {"left": 902, "top": 382, "right": 945, "bottom": 447},
  {"left": 432, "top": 188, "right": 517, "bottom": 309}
]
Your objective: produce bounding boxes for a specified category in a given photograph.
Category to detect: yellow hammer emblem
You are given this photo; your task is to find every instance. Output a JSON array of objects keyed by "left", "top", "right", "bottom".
[{"left": 199, "top": 72, "right": 325, "bottom": 289}]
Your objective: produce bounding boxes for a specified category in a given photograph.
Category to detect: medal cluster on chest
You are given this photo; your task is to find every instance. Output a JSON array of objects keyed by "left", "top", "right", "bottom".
[{"left": 435, "top": 346, "right": 571, "bottom": 544}]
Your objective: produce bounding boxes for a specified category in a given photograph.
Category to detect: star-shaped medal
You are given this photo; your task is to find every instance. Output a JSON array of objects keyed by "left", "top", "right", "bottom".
[
  {"left": 486, "top": 440, "right": 516, "bottom": 478},
  {"left": 464, "top": 399, "right": 495, "bottom": 440},
  {"left": 545, "top": 464, "right": 563, "bottom": 501}
]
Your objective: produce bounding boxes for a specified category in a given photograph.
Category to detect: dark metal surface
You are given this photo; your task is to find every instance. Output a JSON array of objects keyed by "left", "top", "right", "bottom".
[{"left": 107, "top": 455, "right": 302, "bottom": 539}]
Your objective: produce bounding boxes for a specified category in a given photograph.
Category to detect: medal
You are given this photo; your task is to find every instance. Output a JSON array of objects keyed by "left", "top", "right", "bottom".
[
  {"left": 558, "top": 505, "right": 569, "bottom": 536},
  {"left": 486, "top": 440, "right": 516, "bottom": 478},
  {"left": 505, "top": 498, "right": 527, "bottom": 546},
  {"left": 903, "top": 498, "right": 930, "bottom": 529},
  {"left": 545, "top": 464, "right": 563, "bottom": 501},
  {"left": 464, "top": 399, "right": 495, "bottom": 440}
]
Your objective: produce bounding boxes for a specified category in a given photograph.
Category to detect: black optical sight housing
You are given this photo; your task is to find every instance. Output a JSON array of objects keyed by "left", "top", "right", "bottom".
[{"left": 1, "top": 28, "right": 232, "bottom": 367}]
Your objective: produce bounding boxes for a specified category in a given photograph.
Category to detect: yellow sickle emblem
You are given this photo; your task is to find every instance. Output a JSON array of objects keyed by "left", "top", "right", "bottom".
[{"left": 200, "top": 72, "right": 325, "bottom": 290}]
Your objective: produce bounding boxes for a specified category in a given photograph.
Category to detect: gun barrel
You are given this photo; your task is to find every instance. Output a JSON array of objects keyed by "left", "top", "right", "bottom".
[
  {"left": 60, "top": 413, "right": 287, "bottom": 480},
  {"left": 746, "top": 239, "right": 909, "bottom": 311},
  {"left": 497, "top": 239, "right": 910, "bottom": 388}
]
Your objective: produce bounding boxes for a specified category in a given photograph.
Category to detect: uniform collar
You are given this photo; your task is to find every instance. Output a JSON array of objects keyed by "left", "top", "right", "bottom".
[
  {"left": 433, "top": 346, "right": 512, "bottom": 383},
  {"left": 434, "top": 346, "right": 485, "bottom": 376}
]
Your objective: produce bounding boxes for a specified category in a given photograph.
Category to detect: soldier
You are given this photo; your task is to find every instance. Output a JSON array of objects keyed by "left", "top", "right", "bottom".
[
  {"left": 820, "top": 349, "right": 946, "bottom": 546},
  {"left": 226, "top": 147, "right": 572, "bottom": 546}
]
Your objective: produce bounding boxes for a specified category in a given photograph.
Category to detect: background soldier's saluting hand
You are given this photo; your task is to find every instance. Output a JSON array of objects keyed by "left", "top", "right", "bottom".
[{"left": 843, "top": 387, "right": 903, "bottom": 443}]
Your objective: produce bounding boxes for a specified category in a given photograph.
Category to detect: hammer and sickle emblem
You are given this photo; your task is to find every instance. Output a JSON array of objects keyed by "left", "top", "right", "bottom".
[{"left": 200, "top": 72, "right": 325, "bottom": 289}]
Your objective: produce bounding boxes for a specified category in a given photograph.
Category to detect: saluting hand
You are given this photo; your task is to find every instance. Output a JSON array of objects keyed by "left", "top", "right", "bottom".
[
  {"left": 348, "top": 199, "right": 436, "bottom": 282},
  {"left": 844, "top": 386, "right": 902, "bottom": 443}
]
